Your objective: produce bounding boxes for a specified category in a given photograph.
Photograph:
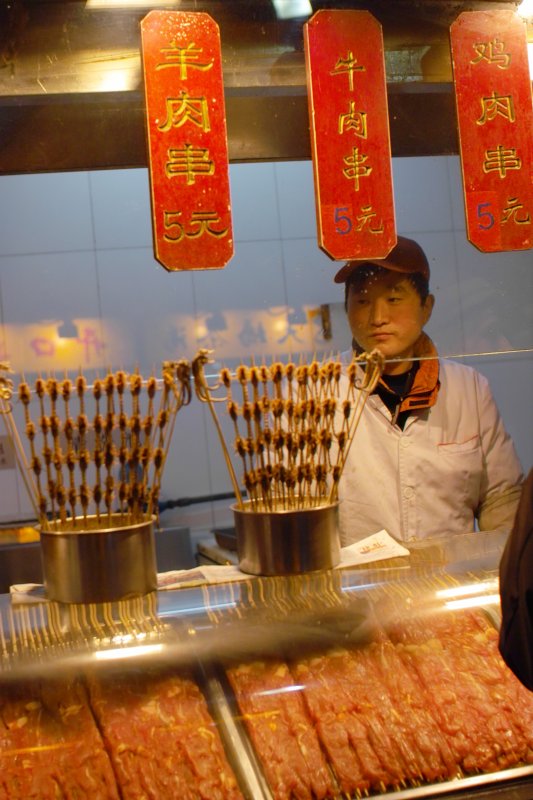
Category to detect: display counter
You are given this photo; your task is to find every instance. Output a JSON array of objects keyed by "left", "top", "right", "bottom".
[{"left": 0, "top": 531, "right": 532, "bottom": 800}]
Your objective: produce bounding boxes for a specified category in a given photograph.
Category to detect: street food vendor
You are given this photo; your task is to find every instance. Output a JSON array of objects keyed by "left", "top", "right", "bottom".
[{"left": 334, "top": 235, "right": 524, "bottom": 545}]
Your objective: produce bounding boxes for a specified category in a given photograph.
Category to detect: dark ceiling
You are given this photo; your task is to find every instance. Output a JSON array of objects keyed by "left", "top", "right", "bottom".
[{"left": 0, "top": 0, "right": 527, "bottom": 173}]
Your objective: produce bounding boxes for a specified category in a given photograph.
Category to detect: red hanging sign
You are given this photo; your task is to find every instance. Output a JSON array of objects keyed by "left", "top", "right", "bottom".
[
  {"left": 450, "top": 11, "right": 533, "bottom": 253},
  {"left": 140, "top": 11, "right": 233, "bottom": 271},
  {"left": 304, "top": 10, "right": 396, "bottom": 263}
]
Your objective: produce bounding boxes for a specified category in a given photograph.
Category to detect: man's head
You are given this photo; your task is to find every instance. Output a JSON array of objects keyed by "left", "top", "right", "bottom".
[
  {"left": 335, "top": 236, "right": 435, "bottom": 374},
  {"left": 335, "top": 235, "right": 431, "bottom": 303}
]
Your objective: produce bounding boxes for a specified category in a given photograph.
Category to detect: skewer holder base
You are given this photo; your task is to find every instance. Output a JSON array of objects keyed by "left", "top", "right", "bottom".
[
  {"left": 232, "top": 501, "right": 340, "bottom": 576},
  {"left": 39, "top": 514, "right": 157, "bottom": 604}
]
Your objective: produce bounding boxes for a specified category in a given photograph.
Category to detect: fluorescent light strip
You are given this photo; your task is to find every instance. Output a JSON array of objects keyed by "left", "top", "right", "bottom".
[
  {"left": 436, "top": 580, "right": 498, "bottom": 600},
  {"left": 445, "top": 593, "right": 500, "bottom": 611},
  {"left": 94, "top": 643, "right": 164, "bottom": 660}
]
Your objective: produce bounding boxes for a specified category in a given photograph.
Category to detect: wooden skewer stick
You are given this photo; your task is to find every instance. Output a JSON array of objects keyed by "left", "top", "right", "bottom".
[
  {"left": 19, "top": 379, "right": 47, "bottom": 525},
  {"left": 34, "top": 376, "right": 57, "bottom": 526},
  {"left": 47, "top": 376, "right": 68, "bottom": 527},
  {"left": 76, "top": 373, "right": 90, "bottom": 527},
  {"left": 116, "top": 370, "right": 129, "bottom": 521},
  {"left": 328, "top": 350, "right": 384, "bottom": 504},
  {"left": 127, "top": 370, "right": 142, "bottom": 523},
  {"left": 103, "top": 372, "right": 116, "bottom": 526},
  {"left": 192, "top": 350, "right": 244, "bottom": 510},
  {"left": 153, "top": 360, "right": 192, "bottom": 512},
  {"left": 0, "top": 366, "right": 44, "bottom": 527},
  {"left": 61, "top": 377, "right": 78, "bottom": 526},
  {"left": 138, "top": 374, "right": 156, "bottom": 523},
  {"left": 93, "top": 377, "right": 104, "bottom": 524}
]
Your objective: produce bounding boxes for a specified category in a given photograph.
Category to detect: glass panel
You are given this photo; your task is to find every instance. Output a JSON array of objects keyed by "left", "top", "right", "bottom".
[{"left": 0, "top": 155, "right": 530, "bottom": 533}]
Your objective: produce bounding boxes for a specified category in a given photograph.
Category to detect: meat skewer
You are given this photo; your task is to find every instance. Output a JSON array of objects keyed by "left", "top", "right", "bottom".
[
  {"left": 115, "top": 370, "right": 129, "bottom": 519},
  {"left": 193, "top": 350, "right": 244, "bottom": 510},
  {"left": 138, "top": 374, "right": 156, "bottom": 520},
  {"left": 93, "top": 377, "right": 104, "bottom": 524},
  {"left": 46, "top": 377, "right": 67, "bottom": 526},
  {"left": 0, "top": 368, "right": 43, "bottom": 526},
  {"left": 61, "top": 378, "right": 78, "bottom": 525},
  {"left": 18, "top": 379, "right": 48, "bottom": 524},
  {"left": 8, "top": 364, "right": 190, "bottom": 534},
  {"left": 103, "top": 373, "right": 116, "bottom": 525},
  {"left": 76, "top": 373, "right": 90, "bottom": 526},
  {"left": 193, "top": 349, "right": 384, "bottom": 513}
]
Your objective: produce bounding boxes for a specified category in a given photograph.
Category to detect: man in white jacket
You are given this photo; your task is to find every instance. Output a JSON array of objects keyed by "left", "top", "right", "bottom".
[{"left": 334, "top": 236, "right": 523, "bottom": 545}]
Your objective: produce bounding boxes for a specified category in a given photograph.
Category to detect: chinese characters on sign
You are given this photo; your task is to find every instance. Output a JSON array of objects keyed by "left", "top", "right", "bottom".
[
  {"left": 2, "top": 322, "right": 112, "bottom": 374},
  {"left": 141, "top": 11, "right": 233, "bottom": 271},
  {"left": 304, "top": 10, "right": 396, "bottom": 261},
  {"left": 162, "top": 307, "right": 335, "bottom": 360},
  {"left": 450, "top": 11, "right": 533, "bottom": 252}
]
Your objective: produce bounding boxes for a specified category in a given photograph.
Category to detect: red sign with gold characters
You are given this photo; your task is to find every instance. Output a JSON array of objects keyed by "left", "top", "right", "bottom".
[
  {"left": 450, "top": 11, "right": 533, "bottom": 253},
  {"left": 140, "top": 11, "right": 233, "bottom": 271},
  {"left": 304, "top": 10, "right": 396, "bottom": 262}
]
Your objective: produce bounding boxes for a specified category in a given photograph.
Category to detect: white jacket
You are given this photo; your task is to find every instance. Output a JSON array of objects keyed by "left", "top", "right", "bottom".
[{"left": 337, "top": 354, "right": 524, "bottom": 545}]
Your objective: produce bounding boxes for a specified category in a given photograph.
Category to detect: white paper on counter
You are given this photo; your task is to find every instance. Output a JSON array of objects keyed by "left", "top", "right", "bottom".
[
  {"left": 158, "top": 565, "right": 250, "bottom": 589},
  {"left": 10, "top": 531, "right": 410, "bottom": 601},
  {"left": 10, "top": 583, "right": 47, "bottom": 604},
  {"left": 159, "top": 532, "right": 410, "bottom": 588},
  {"left": 9, "top": 567, "right": 247, "bottom": 602},
  {"left": 157, "top": 568, "right": 207, "bottom": 589},
  {"left": 339, "top": 529, "right": 410, "bottom": 566}
]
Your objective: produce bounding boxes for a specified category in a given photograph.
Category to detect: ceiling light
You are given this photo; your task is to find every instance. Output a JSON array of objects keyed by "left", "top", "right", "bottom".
[
  {"left": 517, "top": 0, "right": 533, "bottom": 18},
  {"left": 271, "top": 0, "right": 312, "bottom": 21},
  {"left": 444, "top": 593, "right": 500, "bottom": 611}
]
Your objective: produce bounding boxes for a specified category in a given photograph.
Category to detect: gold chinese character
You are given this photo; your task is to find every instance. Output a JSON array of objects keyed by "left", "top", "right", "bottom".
[
  {"left": 186, "top": 211, "right": 229, "bottom": 238},
  {"left": 483, "top": 145, "right": 521, "bottom": 178},
  {"left": 158, "top": 92, "right": 211, "bottom": 133},
  {"left": 355, "top": 205, "right": 384, "bottom": 233},
  {"left": 330, "top": 51, "right": 365, "bottom": 91},
  {"left": 163, "top": 210, "right": 229, "bottom": 242},
  {"left": 477, "top": 92, "right": 515, "bottom": 126},
  {"left": 471, "top": 38, "right": 511, "bottom": 69},
  {"left": 156, "top": 41, "right": 213, "bottom": 78},
  {"left": 339, "top": 102, "right": 368, "bottom": 138},
  {"left": 30, "top": 338, "right": 55, "bottom": 358},
  {"left": 343, "top": 147, "right": 372, "bottom": 190},
  {"left": 163, "top": 211, "right": 185, "bottom": 242},
  {"left": 502, "top": 197, "right": 531, "bottom": 225},
  {"left": 165, "top": 144, "right": 215, "bottom": 185}
]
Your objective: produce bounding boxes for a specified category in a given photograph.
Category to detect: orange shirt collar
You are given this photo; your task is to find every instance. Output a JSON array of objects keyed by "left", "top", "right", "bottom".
[{"left": 375, "top": 333, "right": 440, "bottom": 413}]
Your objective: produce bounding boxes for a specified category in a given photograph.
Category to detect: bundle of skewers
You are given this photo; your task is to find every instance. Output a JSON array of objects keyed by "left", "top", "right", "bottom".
[
  {"left": 0, "top": 362, "right": 191, "bottom": 531},
  {"left": 192, "top": 348, "right": 384, "bottom": 513}
]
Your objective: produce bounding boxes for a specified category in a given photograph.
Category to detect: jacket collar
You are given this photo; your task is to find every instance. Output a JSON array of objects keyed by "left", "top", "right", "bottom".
[{"left": 371, "top": 332, "right": 440, "bottom": 413}]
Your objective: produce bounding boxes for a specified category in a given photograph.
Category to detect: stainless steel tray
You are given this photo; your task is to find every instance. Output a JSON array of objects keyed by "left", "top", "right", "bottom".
[
  {"left": 206, "top": 665, "right": 533, "bottom": 800},
  {"left": 205, "top": 671, "right": 272, "bottom": 800}
]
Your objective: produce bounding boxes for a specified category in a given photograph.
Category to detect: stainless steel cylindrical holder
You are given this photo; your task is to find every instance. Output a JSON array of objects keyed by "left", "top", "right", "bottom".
[
  {"left": 39, "top": 515, "right": 157, "bottom": 604},
  {"left": 232, "top": 501, "right": 340, "bottom": 576}
]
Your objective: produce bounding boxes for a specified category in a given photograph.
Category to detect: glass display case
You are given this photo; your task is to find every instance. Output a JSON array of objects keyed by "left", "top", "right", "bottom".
[
  {"left": 1, "top": 531, "right": 532, "bottom": 800},
  {"left": 0, "top": 5, "right": 531, "bottom": 796}
]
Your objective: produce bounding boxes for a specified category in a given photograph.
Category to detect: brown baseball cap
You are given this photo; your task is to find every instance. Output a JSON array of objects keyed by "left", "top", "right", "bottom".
[{"left": 334, "top": 236, "right": 430, "bottom": 284}]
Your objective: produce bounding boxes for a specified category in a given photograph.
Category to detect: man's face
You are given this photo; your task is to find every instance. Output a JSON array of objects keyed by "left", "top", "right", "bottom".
[{"left": 346, "top": 269, "right": 434, "bottom": 374}]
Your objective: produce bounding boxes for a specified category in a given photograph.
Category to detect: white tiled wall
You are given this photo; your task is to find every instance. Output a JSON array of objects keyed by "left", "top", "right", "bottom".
[{"left": 0, "top": 156, "right": 531, "bottom": 531}]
